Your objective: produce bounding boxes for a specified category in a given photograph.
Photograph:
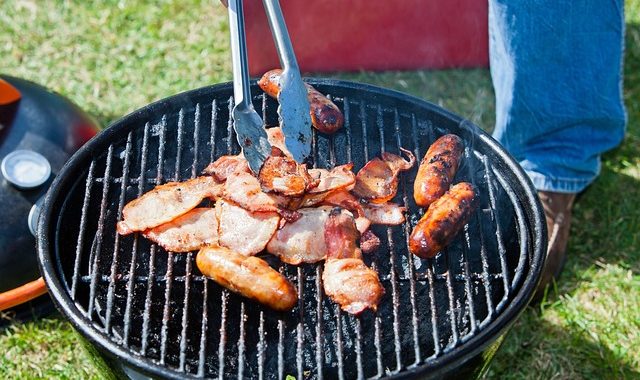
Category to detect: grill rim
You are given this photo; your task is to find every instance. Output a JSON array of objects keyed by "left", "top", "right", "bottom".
[{"left": 37, "top": 79, "right": 546, "bottom": 379}]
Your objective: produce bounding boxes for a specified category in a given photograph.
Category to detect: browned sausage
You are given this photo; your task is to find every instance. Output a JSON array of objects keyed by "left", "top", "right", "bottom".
[
  {"left": 258, "top": 69, "right": 344, "bottom": 134},
  {"left": 409, "top": 182, "right": 477, "bottom": 259},
  {"left": 414, "top": 134, "right": 465, "bottom": 208},
  {"left": 196, "top": 245, "right": 298, "bottom": 311}
]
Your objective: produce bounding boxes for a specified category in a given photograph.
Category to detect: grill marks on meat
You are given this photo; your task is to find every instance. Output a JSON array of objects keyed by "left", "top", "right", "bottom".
[
  {"left": 258, "top": 69, "right": 344, "bottom": 135},
  {"left": 216, "top": 199, "right": 280, "bottom": 256},
  {"left": 409, "top": 182, "right": 477, "bottom": 258},
  {"left": 266, "top": 206, "right": 332, "bottom": 264},
  {"left": 117, "top": 176, "right": 222, "bottom": 235},
  {"left": 202, "top": 155, "right": 251, "bottom": 182},
  {"left": 414, "top": 134, "right": 464, "bottom": 208},
  {"left": 352, "top": 148, "right": 416, "bottom": 204},
  {"left": 258, "top": 153, "right": 318, "bottom": 197},
  {"left": 144, "top": 208, "right": 218, "bottom": 253},
  {"left": 322, "top": 208, "right": 384, "bottom": 314},
  {"left": 196, "top": 245, "right": 297, "bottom": 312}
]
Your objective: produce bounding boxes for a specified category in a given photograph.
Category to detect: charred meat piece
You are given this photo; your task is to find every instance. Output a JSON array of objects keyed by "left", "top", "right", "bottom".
[
  {"left": 202, "top": 155, "right": 251, "bottom": 182},
  {"left": 266, "top": 127, "right": 291, "bottom": 158},
  {"left": 307, "top": 163, "right": 356, "bottom": 194},
  {"left": 352, "top": 148, "right": 415, "bottom": 204},
  {"left": 259, "top": 69, "right": 344, "bottom": 135},
  {"left": 266, "top": 206, "right": 333, "bottom": 265},
  {"left": 409, "top": 182, "right": 477, "bottom": 259},
  {"left": 362, "top": 202, "right": 406, "bottom": 226},
  {"left": 258, "top": 153, "right": 318, "bottom": 197},
  {"left": 414, "top": 134, "right": 465, "bottom": 207},
  {"left": 144, "top": 208, "right": 218, "bottom": 252},
  {"left": 216, "top": 199, "right": 280, "bottom": 256},
  {"left": 196, "top": 245, "right": 297, "bottom": 312},
  {"left": 322, "top": 207, "right": 384, "bottom": 314},
  {"left": 117, "top": 176, "right": 222, "bottom": 235}
]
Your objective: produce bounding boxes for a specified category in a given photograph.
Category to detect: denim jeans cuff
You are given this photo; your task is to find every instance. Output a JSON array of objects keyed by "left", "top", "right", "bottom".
[{"left": 525, "top": 170, "right": 594, "bottom": 194}]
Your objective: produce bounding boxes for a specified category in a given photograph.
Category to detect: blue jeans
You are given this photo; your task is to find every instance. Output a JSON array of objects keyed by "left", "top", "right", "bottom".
[{"left": 489, "top": 0, "right": 627, "bottom": 193}]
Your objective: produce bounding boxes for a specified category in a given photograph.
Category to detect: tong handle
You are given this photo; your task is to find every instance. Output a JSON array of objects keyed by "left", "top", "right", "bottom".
[
  {"left": 228, "top": 0, "right": 252, "bottom": 107},
  {"left": 262, "top": 0, "right": 299, "bottom": 71}
]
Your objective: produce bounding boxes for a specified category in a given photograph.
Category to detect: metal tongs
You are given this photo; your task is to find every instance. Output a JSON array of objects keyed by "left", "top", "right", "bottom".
[{"left": 226, "top": 0, "right": 312, "bottom": 173}]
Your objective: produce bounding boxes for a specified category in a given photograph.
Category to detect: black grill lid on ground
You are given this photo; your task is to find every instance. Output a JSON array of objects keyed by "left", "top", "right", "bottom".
[{"left": 37, "top": 79, "right": 546, "bottom": 379}]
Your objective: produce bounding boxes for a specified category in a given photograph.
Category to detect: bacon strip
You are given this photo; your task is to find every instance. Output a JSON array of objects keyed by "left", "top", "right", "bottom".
[{"left": 144, "top": 208, "right": 218, "bottom": 252}]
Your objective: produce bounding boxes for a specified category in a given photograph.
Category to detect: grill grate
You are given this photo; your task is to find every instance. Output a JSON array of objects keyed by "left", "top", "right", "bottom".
[{"left": 44, "top": 81, "right": 541, "bottom": 379}]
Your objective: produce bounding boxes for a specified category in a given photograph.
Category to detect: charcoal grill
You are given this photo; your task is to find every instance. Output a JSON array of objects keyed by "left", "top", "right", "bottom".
[{"left": 37, "top": 79, "right": 546, "bottom": 379}]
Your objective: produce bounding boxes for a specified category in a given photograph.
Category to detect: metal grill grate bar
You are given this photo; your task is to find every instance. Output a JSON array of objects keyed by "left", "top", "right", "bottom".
[
  {"left": 179, "top": 252, "right": 194, "bottom": 371},
  {"left": 105, "top": 133, "right": 133, "bottom": 330},
  {"left": 411, "top": 123, "right": 441, "bottom": 358},
  {"left": 238, "top": 302, "right": 246, "bottom": 379},
  {"left": 197, "top": 278, "right": 209, "bottom": 377},
  {"left": 71, "top": 160, "right": 95, "bottom": 299},
  {"left": 398, "top": 112, "right": 422, "bottom": 365},
  {"left": 87, "top": 145, "right": 114, "bottom": 320},
  {"left": 217, "top": 291, "right": 229, "bottom": 380},
  {"left": 141, "top": 114, "right": 166, "bottom": 355},
  {"left": 296, "top": 267, "right": 305, "bottom": 380}
]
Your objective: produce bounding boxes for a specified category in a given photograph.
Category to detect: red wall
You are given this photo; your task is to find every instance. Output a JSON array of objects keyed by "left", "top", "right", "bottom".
[{"left": 244, "top": 0, "right": 489, "bottom": 75}]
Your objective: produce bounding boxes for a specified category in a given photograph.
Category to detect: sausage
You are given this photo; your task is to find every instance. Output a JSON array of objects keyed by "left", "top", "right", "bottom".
[
  {"left": 413, "top": 134, "right": 465, "bottom": 208},
  {"left": 409, "top": 182, "right": 477, "bottom": 259},
  {"left": 196, "top": 245, "right": 298, "bottom": 311},
  {"left": 258, "top": 69, "right": 344, "bottom": 134}
]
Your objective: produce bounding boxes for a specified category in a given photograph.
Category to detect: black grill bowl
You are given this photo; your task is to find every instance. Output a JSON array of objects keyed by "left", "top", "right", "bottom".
[{"left": 37, "top": 79, "right": 546, "bottom": 379}]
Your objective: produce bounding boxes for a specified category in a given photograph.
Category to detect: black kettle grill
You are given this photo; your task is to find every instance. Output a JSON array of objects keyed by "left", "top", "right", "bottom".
[
  {"left": 37, "top": 79, "right": 546, "bottom": 379},
  {"left": 0, "top": 75, "right": 98, "bottom": 323}
]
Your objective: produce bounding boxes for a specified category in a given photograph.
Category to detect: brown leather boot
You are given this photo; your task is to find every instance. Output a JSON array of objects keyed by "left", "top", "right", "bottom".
[{"left": 533, "top": 191, "right": 576, "bottom": 302}]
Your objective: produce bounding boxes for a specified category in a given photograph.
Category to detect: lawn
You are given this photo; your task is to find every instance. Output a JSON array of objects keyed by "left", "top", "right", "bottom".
[{"left": 1, "top": 1, "right": 639, "bottom": 379}]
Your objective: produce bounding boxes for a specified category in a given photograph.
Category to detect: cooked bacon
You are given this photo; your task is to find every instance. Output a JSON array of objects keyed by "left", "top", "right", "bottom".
[
  {"left": 258, "top": 154, "right": 318, "bottom": 197},
  {"left": 323, "top": 207, "right": 360, "bottom": 260},
  {"left": 202, "top": 155, "right": 250, "bottom": 182},
  {"left": 322, "top": 207, "right": 384, "bottom": 314},
  {"left": 117, "top": 176, "right": 222, "bottom": 235},
  {"left": 266, "top": 206, "right": 333, "bottom": 264},
  {"left": 196, "top": 245, "right": 297, "bottom": 311},
  {"left": 266, "top": 127, "right": 291, "bottom": 157},
  {"left": 223, "top": 171, "right": 280, "bottom": 213},
  {"left": 360, "top": 230, "right": 381, "bottom": 254},
  {"left": 362, "top": 202, "right": 406, "bottom": 225},
  {"left": 216, "top": 199, "right": 280, "bottom": 256},
  {"left": 144, "top": 208, "right": 218, "bottom": 252},
  {"left": 308, "top": 164, "right": 356, "bottom": 194},
  {"left": 322, "top": 258, "right": 384, "bottom": 314},
  {"left": 352, "top": 148, "right": 415, "bottom": 204},
  {"left": 321, "top": 189, "right": 365, "bottom": 217}
]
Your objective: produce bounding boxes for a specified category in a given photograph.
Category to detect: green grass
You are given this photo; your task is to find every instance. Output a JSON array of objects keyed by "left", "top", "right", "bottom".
[{"left": 1, "top": 1, "right": 639, "bottom": 379}]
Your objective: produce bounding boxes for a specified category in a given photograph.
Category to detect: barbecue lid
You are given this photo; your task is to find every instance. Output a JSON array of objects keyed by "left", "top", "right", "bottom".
[{"left": 37, "top": 79, "right": 546, "bottom": 379}]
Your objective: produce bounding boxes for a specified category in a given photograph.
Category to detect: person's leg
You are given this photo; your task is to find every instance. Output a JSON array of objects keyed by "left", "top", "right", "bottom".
[{"left": 488, "top": 0, "right": 626, "bottom": 297}]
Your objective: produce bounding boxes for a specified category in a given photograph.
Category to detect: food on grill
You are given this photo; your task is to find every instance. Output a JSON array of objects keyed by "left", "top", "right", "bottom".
[
  {"left": 352, "top": 148, "right": 415, "bottom": 203},
  {"left": 362, "top": 202, "right": 406, "bottom": 225},
  {"left": 196, "top": 245, "right": 298, "bottom": 312},
  {"left": 307, "top": 164, "right": 356, "bottom": 194},
  {"left": 258, "top": 151, "right": 318, "bottom": 196},
  {"left": 144, "top": 208, "right": 219, "bottom": 253},
  {"left": 409, "top": 182, "right": 477, "bottom": 258},
  {"left": 265, "top": 126, "right": 290, "bottom": 156},
  {"left": 202, "top": 155, "right": 251, "bottom": 182},
  {"left": 266, "top": 206, "right": 332, "bottom": 265},
  {"left": 223, "top": 170, "right": 281, "bottom": 213},
  {"left": 322, "top": 208, "right": 384, "bottom": 314},
  {"left": 117, "top": 176, "right": 222, "bottom": 235},
  {"left": 258, "top": 69, "right": 344, "bottom": 135},
  {"left": 216, "top": 199, "right": 280, "bottom": 256},
  {"left": 414, "top": 134, "right": 465, "bottom": 207},
  {"left": 117, "top": 147, "right": 416, "bottom": 312}
]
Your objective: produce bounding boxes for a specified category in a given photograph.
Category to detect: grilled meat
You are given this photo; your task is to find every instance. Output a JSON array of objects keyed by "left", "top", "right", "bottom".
[
  {"left": 117, "top": 176, "right": 222, "bottom": 235},
  {"left": 352, "top": 148, "right": 415, "bottom": 203},
  {"left": 144, "top": 208, "right": 218, "bottom": 252},
  {"left": 258, "top": 69, "right": 344, "bottom": 135},
  {"left": 409, "top": 182, "right": 477, "bottom": 258},
  {"left": 196, "top": 245, "right": 297, "bottom": 312},
  {"left": 414, "top": 134, "right": 464, "bottom": 207}
]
